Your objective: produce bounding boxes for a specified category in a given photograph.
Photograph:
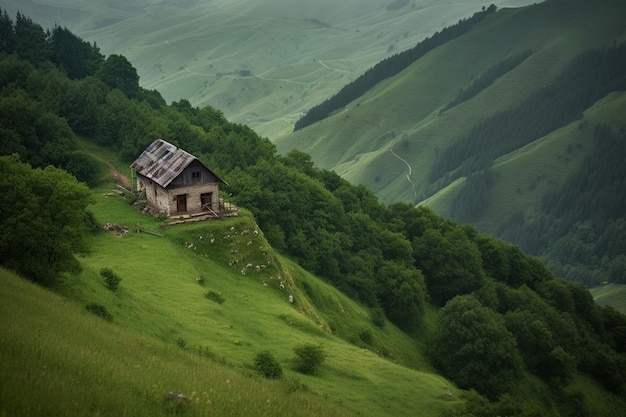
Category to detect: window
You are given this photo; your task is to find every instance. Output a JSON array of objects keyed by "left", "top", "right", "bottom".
[{"left": 191, "top": 171, "right": 201, "bottom": 183}]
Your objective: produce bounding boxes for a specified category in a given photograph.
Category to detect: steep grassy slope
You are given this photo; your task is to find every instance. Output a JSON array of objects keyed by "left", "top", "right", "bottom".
[
  {"left": 0, "top": 181, "right": 460, "bottom": 417},
  {"left": 276, "top": 0, "right": 626, "bottom": 203},
  {"left": 1, "top": 0, "right": 536, "bottom": 137},
  {"left": 274, "top": 0, "right": 626, "bottom": 287},
  {"left": 0, "top": 268, "right": 353, "bottom": 417},
  {"left": 591, "top": 283, "right": 626, "bottom": 314}
]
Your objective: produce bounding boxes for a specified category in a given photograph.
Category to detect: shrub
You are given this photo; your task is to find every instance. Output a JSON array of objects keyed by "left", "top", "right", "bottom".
[
  {"left": 292, "top": 343, "right": 326, "bottom": 375},
  {"left": 283, "top": 377, "right": 308, "bottom": 393},
  {"left": 205, "top": 290, "right": 225, "bottom": 304},
  {"left": 100, "top": 267, "right": 121, "bottom": 291},
  {"left": 253, "top": 350, "right": 283, "bottom": 379},
  {"left": 370, "top": 306, "right": 386, "bottom": 328},
  {"left": 85, "top": 303, "right": 112, "bottom": 321}
]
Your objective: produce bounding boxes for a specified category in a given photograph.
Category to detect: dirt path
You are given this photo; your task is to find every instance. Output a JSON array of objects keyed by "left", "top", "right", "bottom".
[
  {"left": 107, "top": 162, "right": 132, "bottom": 188},
  {"left": 389, "top": 148, "right": 417, "bottom": 200}
]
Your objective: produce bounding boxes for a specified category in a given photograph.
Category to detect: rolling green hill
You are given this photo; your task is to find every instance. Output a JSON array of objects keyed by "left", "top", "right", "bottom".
[
  {"left": 0, "top": 181, "right": 458, "bottom": 417},
  {"left": 0, "top": 0, "right": 537, "bottom": 138},
  {"left": 275, "top": 0, "right": 626, "bottom": 286},
  {"left": 2, "top": 8, "right": 626, "bottom": 416}
]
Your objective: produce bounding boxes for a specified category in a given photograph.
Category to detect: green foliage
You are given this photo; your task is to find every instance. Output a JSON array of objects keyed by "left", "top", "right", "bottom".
[
  {"left": 370, "top": 306, "right": 386, "bottom": 328},
  {"left": 96, "top": 54, "right": 140, "bottom": 97},
  {"left": 3, "top": 10, "right": 626, "bottom": 414},
  {"left": 448, "top": 390, "right": 548, "bottom": 417},
  {"left": 65, "top": 151, "right": 105, "bottom": 186},
  {"left": 513, "top": 124, "right": 626, "bottom": 286},
  {"left": 50, "top": 25, "right": 104, "bottom": 79},
  {"left": 412, "top": 225, "right": 485, "bottom": 306},
  {"left": 375, "top": 261, "right": 426, "bottom": 333},
  {"left": 100, "top": 267, "right": 121, "bottom": 291},
  {"left": 14, "top": 12, "right": 51, "bottom": 65},
  {"left": 0, "top": 9, "right": 16, "bottom": 54},
  {"left": 252, "top": 350, "right": 283, "bottom": 379},
  {"left": 0, "top": 155, "right": 95, "bottom": 285},
  {"left": 430, "top": 45, "right": 626, "bottom": 187},
  {"left": 282, "top": 378, "right": 309, "bottom": 394},
  {"left": 205, "top": 290, "right": 225, "bottom": 304},
  {"left": 432, "top": 294, "right": 523, "bottom": 400},
  {"left": 292, "top": 343, "right": 327, "bottom": 375},
  {"left": 85, "top": 302, "right": 113, "bottom": 321}
]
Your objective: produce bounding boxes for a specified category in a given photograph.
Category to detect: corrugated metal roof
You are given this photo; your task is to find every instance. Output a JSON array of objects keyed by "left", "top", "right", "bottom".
[{"left": 130, "top": 139, "right": 226, "bottom": 188}]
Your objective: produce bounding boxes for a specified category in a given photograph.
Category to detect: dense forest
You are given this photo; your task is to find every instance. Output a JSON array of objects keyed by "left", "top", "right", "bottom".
[
  {"left": 498, "top": 123, "right": 626, "bottom": 286},
  {"left": 431, "top": 43, "right": 626, "bottom": 286},
  {"left": 1, "top": 10, "right": 626, "bottom": 416},
  {"left": 293, "top": 4, "right": 497, "bottom": 131}
]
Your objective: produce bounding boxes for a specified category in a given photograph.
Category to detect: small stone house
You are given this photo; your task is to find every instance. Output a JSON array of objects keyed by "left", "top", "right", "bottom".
[{"left": 130, "top": 139, "right": 227, "bottom": 217}]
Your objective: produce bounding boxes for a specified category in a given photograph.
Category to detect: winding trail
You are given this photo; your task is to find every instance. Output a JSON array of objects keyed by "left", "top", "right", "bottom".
[{"left": 389, "top": 148, "right": 417, "bottom": 200}]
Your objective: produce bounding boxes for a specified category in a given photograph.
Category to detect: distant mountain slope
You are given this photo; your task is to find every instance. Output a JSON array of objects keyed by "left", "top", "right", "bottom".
[
  {"left": 1, "top": 0, "right": 536, "bottom": 137},
  {"left": 275, "top": 0, "right": 626, "bottom": 286}
]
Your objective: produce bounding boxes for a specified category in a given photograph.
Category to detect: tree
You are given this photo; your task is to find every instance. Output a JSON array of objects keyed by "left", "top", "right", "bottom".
[
  {"left": 292, "top": 343, "right": 327, "bottom": 374},
  {"left": 50, "top": 25, "right": 104, "bottom": 79},
  {"left": 431, "top": 294, "right": 523, "bottom": 399},
  {"left": 14, "top": 12, "right": 51, "bottom": 65},
  {"left": 253, "top": 350, "right": 283, "bottom": 379},
  {"left": 0, "top": 8, "right": 16, "bottom": 53},
  {"left": 376, "top": 261, "right": 427, "bottom": 333},
  {"left": 413, "top": 226, "right": 485, "bottom": 305},
  {"left": 96, "top": 54, "right": 139, "bottom": 97},
  {"left": 0, "top": 155, "right": 95, "bottom": 285}
]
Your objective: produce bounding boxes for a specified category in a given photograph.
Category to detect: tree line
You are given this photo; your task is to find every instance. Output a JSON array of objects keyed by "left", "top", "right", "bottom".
[
  {"left": 1, "top": 10, "right": 625, "bottom": 415},
  {"left": 293, "top": 4, "right": 497, "bottom": 131},
  {"left": 429, "top": 43, "right": 626, "bottom": 185},
  {"left": 497, "top": 123, "right": 626, "bottom": 286}
]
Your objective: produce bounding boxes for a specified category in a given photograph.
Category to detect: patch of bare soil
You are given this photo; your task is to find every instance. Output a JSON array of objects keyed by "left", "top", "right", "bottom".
[{"left": 107, "top": 162, "right": 131, "bottom": 188}]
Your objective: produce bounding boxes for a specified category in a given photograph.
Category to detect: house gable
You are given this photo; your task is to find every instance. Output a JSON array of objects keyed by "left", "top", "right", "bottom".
[{"left": 168, "top": 160, "right": 222, "bottom": 189}]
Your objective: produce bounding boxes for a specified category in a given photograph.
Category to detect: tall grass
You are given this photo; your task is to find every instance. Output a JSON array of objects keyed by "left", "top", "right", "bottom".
[
  {"left": 0, "top": 185, "right": 462, "bottom": 417},
  {"left": 0, "top": 269, "right": 351, "bottom": 417}
]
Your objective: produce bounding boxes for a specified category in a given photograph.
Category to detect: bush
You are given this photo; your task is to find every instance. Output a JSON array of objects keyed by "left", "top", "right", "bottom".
[
  {"left": 85, "top": 303, "right": 112, "bottom": 321},
  {"left": 283, "top": 377, "right": 308, "bottom": 393},
  {"left": 253, "top": 350, "right": 283, "bottom": 379},
  {"left": 100, "top": 267, "right": 121, "bottom": 291},
  {"left": 370, "top": 306, "right": 386, "bottom": 328},
  {"left": 205, "top": 290, "right": 225, "bottom": 304},
  {"left": 292, "top": 343, "right": 326, "bottom": 374}
]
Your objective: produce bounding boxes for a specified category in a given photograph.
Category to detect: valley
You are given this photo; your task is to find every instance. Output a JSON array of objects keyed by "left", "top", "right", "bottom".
[{"left": 1, "top": 0, "right": 537, "bottom": 138}]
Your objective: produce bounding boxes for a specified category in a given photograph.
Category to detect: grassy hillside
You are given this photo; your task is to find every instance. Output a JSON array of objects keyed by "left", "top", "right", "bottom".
[
  {"left": 591, "top": 284, "right": 626, "bottom": 314},
  {"left": 0, "top": 0, "right": 536, "bottom": 138},
  {"left": 0, "top": 178, "right": 460, "bottom": 416},
  {"left": 276, "top": 0, "right": 626, "bottom": 202},
  {"left": 275, "top": 0, "right": 626, "bottom": 287},
  {"left": 0, "top": 268, "right": 351, "bottom": 417}
]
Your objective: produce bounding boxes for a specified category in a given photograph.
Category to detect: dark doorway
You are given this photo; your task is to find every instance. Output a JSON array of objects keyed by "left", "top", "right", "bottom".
[
  {"left": 176, "top": 194, "right": 187, "bottom": 212},
  {"left": 201, "top": 192, "right": 213, "bottom": 211}
]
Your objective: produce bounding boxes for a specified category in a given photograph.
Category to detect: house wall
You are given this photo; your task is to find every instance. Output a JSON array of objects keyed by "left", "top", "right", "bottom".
[
  {"left": 136, "top": 173, "right": 220, "bottom": 217},
  {"left": 166, "top": 182, "right": 220, "bottom": 215},
  {"left": 136, "top": 175, "right": 172, "bottom": 215}
]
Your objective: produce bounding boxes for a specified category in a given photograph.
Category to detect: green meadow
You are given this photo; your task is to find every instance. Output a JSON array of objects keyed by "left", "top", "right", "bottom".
[
  {"left": 591, "top": 284, "right": 626, "bottom": 315},
  {"left": 0, "top": 179, "right": 460, "bottom": 417}
]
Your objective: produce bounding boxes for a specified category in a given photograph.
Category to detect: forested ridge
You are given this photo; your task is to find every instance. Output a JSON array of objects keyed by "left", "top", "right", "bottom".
[
  {"left": 436, "top": 44, "right": 626, "bottom": 286},
  {"left": 278, "top": 0, "right": 626, "bottom": 291},
  {"left": 1, "top": 10, "right": 626, "bottom": 416}
]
